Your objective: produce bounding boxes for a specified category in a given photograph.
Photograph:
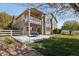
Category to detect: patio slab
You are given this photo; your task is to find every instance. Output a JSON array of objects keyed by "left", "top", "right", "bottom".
[{"left": 12, "top": 35, "right": 51, "bottom": 43}]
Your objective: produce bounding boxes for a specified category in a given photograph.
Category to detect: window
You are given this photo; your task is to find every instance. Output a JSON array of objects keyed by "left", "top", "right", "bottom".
[{"left": 27, "top": 27, "right": 28, "bottom": 31}]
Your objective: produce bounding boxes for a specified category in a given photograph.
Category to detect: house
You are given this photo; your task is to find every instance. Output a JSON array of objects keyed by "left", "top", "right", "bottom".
[
  {"left": 61, "top": 30, "right": 79, "bottom": 35},
  {"left": 12, "top": 8, "right": 58, "bottom": 35}
]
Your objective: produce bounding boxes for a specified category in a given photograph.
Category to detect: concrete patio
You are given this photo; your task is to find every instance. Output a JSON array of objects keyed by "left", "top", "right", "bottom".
[{"left": 12, "top": 35, "right": 51, "bottom": 43}]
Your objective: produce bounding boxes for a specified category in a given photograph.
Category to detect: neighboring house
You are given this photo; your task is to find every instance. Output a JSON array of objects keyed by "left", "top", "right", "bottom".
[
  {"left": 61, "top": 30, "right": 79, "bottom": 35},
  {"left": 61, "top": 30, "right": 69, "bottom": 34},
  {"left": 12, "top": 8, "right": 58, "bottom": 35}
]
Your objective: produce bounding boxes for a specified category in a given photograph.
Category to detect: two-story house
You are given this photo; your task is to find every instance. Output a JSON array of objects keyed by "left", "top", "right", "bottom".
[{"left": 12, "top": 8, "right": 58, "bottom": 35}]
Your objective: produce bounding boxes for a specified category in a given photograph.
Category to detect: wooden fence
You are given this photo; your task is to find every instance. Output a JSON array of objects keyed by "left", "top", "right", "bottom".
[{"left": 0, "top": 30, "right": 23, "bottom": 36}]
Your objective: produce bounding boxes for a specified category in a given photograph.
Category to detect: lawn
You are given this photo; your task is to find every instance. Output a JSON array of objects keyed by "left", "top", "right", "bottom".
[{"left": 31, "top": 34, "right": 79, "bottom": 56}]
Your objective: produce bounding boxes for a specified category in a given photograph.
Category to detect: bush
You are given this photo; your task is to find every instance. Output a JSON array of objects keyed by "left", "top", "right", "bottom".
[
  {"left": 53, "top": 29, "right": 61, "bottom": 34},
  {"left": 4, "top": 37, "right": 14, "bottom": 44}
]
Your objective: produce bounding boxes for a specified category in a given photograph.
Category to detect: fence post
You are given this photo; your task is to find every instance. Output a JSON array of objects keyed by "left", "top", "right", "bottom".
[{"left": 11, "top": 30, "right": 12, "bottom": 36}]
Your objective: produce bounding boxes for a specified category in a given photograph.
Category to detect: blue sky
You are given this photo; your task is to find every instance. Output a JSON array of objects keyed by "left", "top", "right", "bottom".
[{"left": 0, "top": 3, "right": 79, "bottom": 29}]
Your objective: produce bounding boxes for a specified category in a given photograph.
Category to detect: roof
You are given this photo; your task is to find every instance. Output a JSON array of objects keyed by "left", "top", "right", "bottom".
[{"left": 15, "top": 8, "right": 45, "bottom": 20}]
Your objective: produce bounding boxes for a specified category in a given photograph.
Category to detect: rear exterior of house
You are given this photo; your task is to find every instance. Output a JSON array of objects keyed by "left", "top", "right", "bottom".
[{"left": 12, "top": 8, "right": 57, "bottom": 35}]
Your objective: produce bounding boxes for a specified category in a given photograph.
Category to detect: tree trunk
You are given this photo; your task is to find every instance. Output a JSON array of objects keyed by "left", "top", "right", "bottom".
[{"left": 69, "top": 30, "right": 72, "bottom": 35}]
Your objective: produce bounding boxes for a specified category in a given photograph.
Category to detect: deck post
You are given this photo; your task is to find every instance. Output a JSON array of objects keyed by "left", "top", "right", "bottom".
[
  {"left": 42, "top": 15, "right": 44, "bottom": 35},
  {"left": 51, "top": 18, "right": 53, "bottom": 34},
  {"left": 28, "top": 8, "right": 31, "bottom": 36},
  {"left": 22, "top": 20, "right": 25, "bottom": 35},
  {"left": 43, "top": 15, "right": 45, "bottom": 35}
]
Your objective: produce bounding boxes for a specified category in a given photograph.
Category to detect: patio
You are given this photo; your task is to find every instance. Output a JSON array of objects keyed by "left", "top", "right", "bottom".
[{"left": 12, "top": 35, "right": 51, "bottom": 43}]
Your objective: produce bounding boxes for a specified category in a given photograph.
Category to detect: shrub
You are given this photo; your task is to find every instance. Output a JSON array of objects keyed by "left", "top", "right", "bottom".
[
  {"left": 53, "top": 29, "right": 61, "bottom": 34},
  {"left": 4, "top": 37, "right": 14, "bottom": 44}
]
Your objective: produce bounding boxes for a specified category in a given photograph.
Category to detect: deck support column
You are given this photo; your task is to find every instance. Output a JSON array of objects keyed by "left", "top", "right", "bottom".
[
  {"left": 22, "top": 16, "right": 25, "bottom": 35},
  {"left": 42, "top": 15, "right": 45, "bottom": 35},
  {"left": 28, "top": 8, "right": 31, "bottom": 36},
  {"left": 50, "top": 18, "right": 53, "bottom": 34},
  {"left": 41, "top": 15, "right": 44, "bottom": 35},
  {"left": 43, "top": 15, "right": 45, "bottom": 35}
]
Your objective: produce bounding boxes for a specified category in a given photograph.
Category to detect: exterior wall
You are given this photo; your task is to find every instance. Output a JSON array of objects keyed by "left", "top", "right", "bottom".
[
  {"left": 13, "top": 15, "right": 28, "bottom": 35},
  {"left": 13, "top": 16, "right": 24, "bottom": 30},
  {"left": 13, "top": 15, "right": 57, "bottom": 35},
  {"left": 13, "top": 16, "right": 42, "bottom": 35}
]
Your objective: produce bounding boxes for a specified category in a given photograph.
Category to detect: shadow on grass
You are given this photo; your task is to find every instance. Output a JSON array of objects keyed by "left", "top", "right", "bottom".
[{"left": 32, "top": 37, "right": 79, "bottom": 56}]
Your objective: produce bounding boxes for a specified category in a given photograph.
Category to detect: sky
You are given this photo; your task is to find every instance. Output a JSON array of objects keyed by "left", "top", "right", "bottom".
[{"left": 0, "top": 3, "right": 79, "bottom": 29}]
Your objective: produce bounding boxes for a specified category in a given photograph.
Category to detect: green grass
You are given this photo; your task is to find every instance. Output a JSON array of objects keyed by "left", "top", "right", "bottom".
[
  {"left": 31, "top": 34, "right": 79, "bottom": 56},
  {"left": 55, "top": 34, "right": 79, "bottom": 39}
]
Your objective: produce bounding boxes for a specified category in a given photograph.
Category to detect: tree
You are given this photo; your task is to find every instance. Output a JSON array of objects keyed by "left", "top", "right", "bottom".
[
  {"left": 0, "top": 12, "right": 12, "bottom": 29},
  {"left": 53, "top": 28, "right": 61, "bottom": 34},
  {"left": 18, "top": 3, "right": 79, "bottom": 13},
  {"left": 70, "top": 3, "right": 79, "bottom": 12},
  {"left": 61, "top": 20, "right": 79, "bottom": 35}
]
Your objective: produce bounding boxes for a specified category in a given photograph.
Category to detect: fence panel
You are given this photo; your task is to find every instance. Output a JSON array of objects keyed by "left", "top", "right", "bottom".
[{"left": 0, "top": 30, "right": 23, "bottom": 36}]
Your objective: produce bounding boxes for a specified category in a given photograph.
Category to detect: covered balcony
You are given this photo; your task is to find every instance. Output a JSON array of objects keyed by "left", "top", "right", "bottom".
[{"left": 25, "top": 16, "right": 42, "bottom": 25}]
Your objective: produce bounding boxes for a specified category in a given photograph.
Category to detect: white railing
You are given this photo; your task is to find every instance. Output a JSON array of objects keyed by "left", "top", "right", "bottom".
[
  {"left": 30, "top": 16, "right": 42, "bottom": 24},
  {"left": 25, "top": 16, "right": 52, "bottom": 28},
  {"left": 0, "top": 30, "right": 22, "bottom": 36},
  {"left": 46, "top": 24, "right": 51, "bottom": 28},
  {"left": 25, "top": 16, "right": 42, "bottom": 25}
]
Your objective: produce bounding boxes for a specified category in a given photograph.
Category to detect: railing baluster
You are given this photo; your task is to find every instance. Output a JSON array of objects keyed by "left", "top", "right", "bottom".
[{"left": 11, "top": 30, "right": 12, "bottom": 36}]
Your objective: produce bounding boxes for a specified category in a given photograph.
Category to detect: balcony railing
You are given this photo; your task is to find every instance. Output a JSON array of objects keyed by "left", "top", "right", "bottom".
[
  {"left": 25, "top": 16, "right": 42, "bottom": 25},
  {"left": 46, "top": 24, "right": 51, "bottom": 28},
  {"left": 24, "top": 16, "right": 51, "bottom": 28}
]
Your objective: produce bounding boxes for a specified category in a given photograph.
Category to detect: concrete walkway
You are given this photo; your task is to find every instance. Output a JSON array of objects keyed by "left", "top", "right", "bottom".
[{"left": 12, "top": 35, "right": 51, "bottom": 43}]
